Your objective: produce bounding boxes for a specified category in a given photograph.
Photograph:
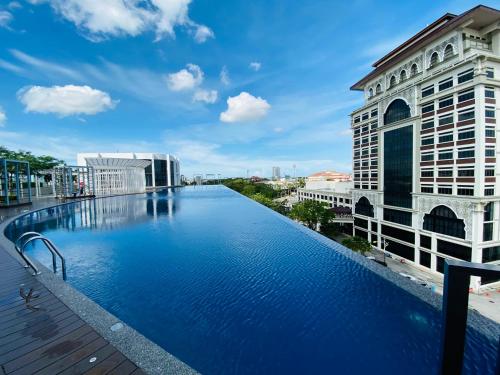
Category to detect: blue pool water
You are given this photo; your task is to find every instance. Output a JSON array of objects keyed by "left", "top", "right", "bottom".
[{"left": 5, "top": 186, "right": 498, "bottom": 374}]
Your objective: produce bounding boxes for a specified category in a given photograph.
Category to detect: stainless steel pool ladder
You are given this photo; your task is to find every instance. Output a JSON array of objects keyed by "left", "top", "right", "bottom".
[{"left": 15, "top": 232, "right": 67, "bottom": 280}]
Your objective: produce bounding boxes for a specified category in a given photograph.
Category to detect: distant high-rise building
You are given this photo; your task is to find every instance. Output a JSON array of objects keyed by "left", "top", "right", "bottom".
[
  {"left": 272, "top": 166, "right": 281, "bottom": 180},
  {"left": 350, "top": 5, "right": 500, "bottom": 291}
]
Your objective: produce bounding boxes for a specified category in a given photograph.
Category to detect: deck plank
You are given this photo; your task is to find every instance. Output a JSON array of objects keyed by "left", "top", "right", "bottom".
[{"left": 0, "top": 244, "right": 143, "bottom": 375}]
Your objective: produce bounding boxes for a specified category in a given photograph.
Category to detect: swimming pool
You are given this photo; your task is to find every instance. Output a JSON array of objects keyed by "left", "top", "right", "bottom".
[{"left": 5, "top": 186, "right": 498, "bottom": 374}]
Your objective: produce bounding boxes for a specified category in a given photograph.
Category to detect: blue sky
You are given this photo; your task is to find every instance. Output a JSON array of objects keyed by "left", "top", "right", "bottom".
[{"left": 0, "top": 0, "right": 496, "bottom": 177}]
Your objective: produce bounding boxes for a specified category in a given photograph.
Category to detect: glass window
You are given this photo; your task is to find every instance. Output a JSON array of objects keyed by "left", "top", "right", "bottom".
[
  {"left": 411, "top": 64, "right": 418, "bottom": 76},
  {"left": 439, "top": 96, "right": 453, "bottom": 108},
  {"left": 458, "top": 148, "right": 474, "bottom": 158},
  {"left": 485, "top": 107, "right": 495, "bottom": 118},
  {"left": 355, "top": 196, "right": 374, "bottom": 217},
  {"left": 457, "top": 168, "right": 474, "bottom": 177},
  {"left": 421, "top": 170, "right": 433, "bottom": 177},
  {"left": 485, "top": 147, "right": 495, "bottom": 157},
  {"left": 421, "top": 137, "right": 434, "bottom": 146},
  {"left": 383, "top": 208, "right": 412, "bottom": 226},
  {"left": 153, "top": 159, "right": 167, "bottom": 186},
  {"left": 384, "top": 125, "right": 413, "bottom": 208},
  {"left": 457, "top": 186, "right": 474, "bottom": 196},
  {"left": 438, "top": 186, "right": 452, "bottom": 194},
  {"left": 439, "top": 133, "right": 453, "bottom": 143},
  {"left": 485, "top": 168, "right": 495, "bottom": 176},
  {"left": 422, "top": 102, "right": 434, "bottom": 114},
  {"left": 385, "top": 239, "right": 415, "bottom": 261},
  {"left": 420, "top": 251, "right": 431, "bottom": 268},
  {"left": 421, "top": 185, "right": 433, "bottom": 193},
  {"left": 368, "top": 88, "right": 374, "bottom": 98},
  {"left": 422, "top": 120, "right": 434, "bottom": 130},
  {"left": 437, "top": 240, "right": 471, "bottom": 261},
  {"left": 421, "top": 153, "right": 434, "bottom": 161},
  {"left": 424, "top": 205, "right": 466, "bottom": 239},
  {"left": 400, "top": 70, "right": 407, "bottom": 82},
  {"left": 457, "top": 68, "right": 474, "bottom": 83},
  {"left": 444, "top": 44, "right": 454, "bottom": 59},
  {"left": 429, "top": 52, "right": 439, "bottom": 67},
  {"left": 422, "top": 85, "right": 434, "bottom": 98},
  {"left": 485, "top": 187, "right": 495, "bottom": 196},
  {"left": 458, "top": 129, "right": 474, "bottom": 140},
  {"left": 438, "top": 115, "right": 453, "bottom": 126},
  {"left": 485, "top": 87, "right": 495, "bottom": 98},
  {"left": 458, "top": 89, "right": 474, "bottom": 103},
  {"left": 482, "top": 246, "right": 500, "bottom": 263},
  {"left": 486, "top": 68, "right": 494, "bottom": 79},
  {"left": 439, "top": 77, "right": 453, "bottom": 91},
  {"left": 438, "top": 151, "right": 453, "bottom": 160},
  {"left": 362, "top": 113, "right": 369, "bottom": 121},
  {"left": 458, "top": 109, "right": 474, "bottom": 122},
  {"left": 389, "top": 75, "right": 397, "bottom": 87},
  {"left": 384, "top": 99, "right": 411, "bottom": 125},
  {"left": 376, "top": 84, "right": 382, "bottom": 94},
  {"left": 438, "top": 169, "right": 452, "bottom": 177},
  {"left": 382, "top": 224, "right": 415, "bottom": 243}
]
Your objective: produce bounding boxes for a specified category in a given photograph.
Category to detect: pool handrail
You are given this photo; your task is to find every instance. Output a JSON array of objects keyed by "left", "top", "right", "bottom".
[{"left": 15, "top": 231, "right": 67, "bottom": 280}]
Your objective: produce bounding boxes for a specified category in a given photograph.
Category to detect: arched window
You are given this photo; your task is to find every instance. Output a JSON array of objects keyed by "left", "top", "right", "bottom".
[
  {"left": 368, "top": 88, "right": 374, "bottom": 98},
  {"left": 389, "top": 75, "right": 397, "bottom": 87},
  {"left": 355, "top": 196, "right": 374, "bottom": 218},
  {"left": 384, "top": 99, "right": 411, "bottom": 125},
  {"left": 444, "top": 44, "right": 454, "bottom": 59},
  {"left": 410, "top": 64, "right": 418, "bottom": 76},
  {"left": 423, "top": 205, "right": 465, "bottom": 239},
  {"left": 400, "top": 70, "right": 407, "bottom": 82},
  {"left": 376, "top": 84, "right": 382, "bottom": 94},
  {"left": 429, "top": 52, "right": 439, "bottom": 68}
]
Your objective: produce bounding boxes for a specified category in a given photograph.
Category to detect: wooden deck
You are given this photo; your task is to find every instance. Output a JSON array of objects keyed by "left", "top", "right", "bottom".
[{"left": 0, "top": 246, "right": 145, "bottom": 375}]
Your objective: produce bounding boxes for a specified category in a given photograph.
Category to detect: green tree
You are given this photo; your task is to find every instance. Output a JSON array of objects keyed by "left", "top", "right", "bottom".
[
  {"left": 289, "top": 200, "right": 335, "bottom": 230},
  {"left": 342, "top": 236, "right": 372, "bottom": 255},
  {"left": 241, "top": 184, "right": 256, "bottom": 196}
]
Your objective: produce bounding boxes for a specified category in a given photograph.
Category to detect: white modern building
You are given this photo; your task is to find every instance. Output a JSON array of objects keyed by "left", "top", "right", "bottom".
[
  {"left": 272, "top": 166, "right": 281, "bottom": 180},
  {"left": 77, "top": 153, "right": 181, "bottom": 194},
  {"left": 350, "top": 5, "right": 499, "bottom": 290},
  {"left": 297, "top": 171, "right": 353, "bottom": 209}
]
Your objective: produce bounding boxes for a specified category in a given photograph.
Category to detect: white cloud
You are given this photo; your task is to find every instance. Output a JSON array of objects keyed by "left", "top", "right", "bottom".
[
  {"left": 0, "top": 107, "right": 6, "bottom": 126},
  {"left": 0, "top": 11, "right": 13, "bottom": 29},
  {"left": 10, "top": 49, "right": 83, "bottom": 80},
  {"left": 29, "top": 0, "right": 213, "bottom": 43},
  {"left": 167, "top": 63, "right": 203, "bottom": 91},
  {"left": 273, "top": 127, "right": 283, "bottom": 133},
  {"left": 220, "top": 92, "right": 270, "bottom": 123},
  {"left": 249, "top": 62, "right": 261, "bottom": 71},
  {"left": 193, "top": 24, "right": 214, "bottom": 43},
  {"left": 219, "top": 65, "right": 230, "bottom": 86},
  {"left": 0, "top": 59, "right": 25, "bottom": 74},
  {"left": 193, "top": 89, "right": 217, "bottom": 104},
  {"left": 8, "top": 2, "right": 22, "bottom": 10},
  {"left": 18, "top": 85, "right": 117, "bottom": 117}
]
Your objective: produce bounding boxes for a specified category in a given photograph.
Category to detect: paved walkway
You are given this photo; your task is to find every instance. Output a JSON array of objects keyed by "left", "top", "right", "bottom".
[{"left": 0, "top": 197, "right": 145, "bottom": 375}]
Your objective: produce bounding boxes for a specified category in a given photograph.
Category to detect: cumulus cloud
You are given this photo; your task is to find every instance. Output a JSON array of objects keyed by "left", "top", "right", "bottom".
[
  {"left": 220, "top": 92, "right": 270, "bottom": 123},
  {"left": 18, "top": 85, "right": 117, "bottom": 116},
  {"left": 0, "top": 107, "right": 6, "bottom": 126},
  {"left": 193, "top": 89, "right": 217, "bottom": 104},
  {"left": 29, "top": 0, "right": 214, "bottom": 43},
  {"left": 8, "top": 2, "right": 22, "bottom": 10},
  {"left": 167, "top": 63, "right": 203, "bottom": 91},
  {"left": 249, "top": 62, "right": 261, "bottom": 71},
  {"left": 193, "top": 24, "right": 214, "bottom": 43},
  {"left": 219, "top": 65, "right": 230, "bottom": 86},
  {"left": 0, "top": 11, "right": 13, "bottom": 29}
]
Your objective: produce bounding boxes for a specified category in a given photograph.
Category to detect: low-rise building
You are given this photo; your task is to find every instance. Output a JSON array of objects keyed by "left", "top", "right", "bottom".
[{"left": 297, "top": 171, "right": 353, "bottom": 208}]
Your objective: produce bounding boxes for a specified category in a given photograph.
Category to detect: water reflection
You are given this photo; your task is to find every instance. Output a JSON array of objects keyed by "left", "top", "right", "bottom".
[{"left": 6, "top": 189, "right": 178, "bottom": 240}]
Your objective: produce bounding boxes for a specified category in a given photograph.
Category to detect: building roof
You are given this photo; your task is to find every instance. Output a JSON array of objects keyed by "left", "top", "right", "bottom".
[
  {"left": 84, "top": 157, "right": 151, "bottom": 169},
  {"left": 307, "top": 171, "right": 352, "bottom": 181},
  {"left": 351, "top": 5, "right": 500, "bottom": 91}
]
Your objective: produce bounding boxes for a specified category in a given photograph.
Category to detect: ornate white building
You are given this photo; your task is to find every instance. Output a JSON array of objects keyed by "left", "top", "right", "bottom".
[{"left": 350, "top": 5, "right": 500, "bottom": 290}]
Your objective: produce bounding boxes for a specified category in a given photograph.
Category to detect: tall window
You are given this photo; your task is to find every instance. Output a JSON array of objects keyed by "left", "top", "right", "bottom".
[
  {"left": 444, "top": 44, "right": 454, "bottom": 59},
  {"left": 423, "top": 205, "right": 466, "bottom": 239},
  {"left": 384, "top": 99, "right": 411, "bottom": 125},
  {"left": 389, "top": 75, "right": 397, "bottom": 88},
  {"left": 484, "top": 203, "right": 494, "bottom": 241},
  {"left": 368, "top": 88, "right": 373, "bottom": 98},
  {"left": 410, "top": 64, "right": 418, "bottom": 76},
  {"left": 355, "top": 196, "right": 374, "bottom": 218},
  {"left": 429, "top": 52, "right": 439, "bottom": 68},
  {"left": 384, "top": 125, "right": 413, "bottom": 208},
  {"left": 376, "top": 84, "right": 382, "bottom": 94},
  {"left": 400, "top": 70, "right": 407, "bottom": 82}
]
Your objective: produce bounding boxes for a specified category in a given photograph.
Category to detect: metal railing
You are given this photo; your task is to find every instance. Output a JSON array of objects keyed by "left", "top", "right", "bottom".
[
  {"left": 440, "top": 259, "right": 500, "bottom": 374},
  {"left": 15, "top": 232, "right": 67, "bottom": 280}
]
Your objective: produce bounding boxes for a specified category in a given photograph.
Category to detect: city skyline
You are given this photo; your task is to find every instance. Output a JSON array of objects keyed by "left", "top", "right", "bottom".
[{"left": 0, "top": 0, "right": 496, "bottom": 177}]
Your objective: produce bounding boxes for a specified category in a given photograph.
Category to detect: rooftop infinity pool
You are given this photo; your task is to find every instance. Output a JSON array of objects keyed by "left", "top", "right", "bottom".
[{"left": 4, "top": 186, "right": 498, "bottom": 374}]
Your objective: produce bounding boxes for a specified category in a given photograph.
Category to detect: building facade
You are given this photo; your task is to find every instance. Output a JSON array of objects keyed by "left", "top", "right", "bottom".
[
  {"left": 350, "top": 5, "right": 500, "bottom": 290},
  {"left": 272, "top": 166, "right": 281, "bottom": 180},
  {"left": 77, "top": 152, "right": 181, "bottom": 189},
  {"left": 297, "top": 171, "right": 353, "bottom": 209}
]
